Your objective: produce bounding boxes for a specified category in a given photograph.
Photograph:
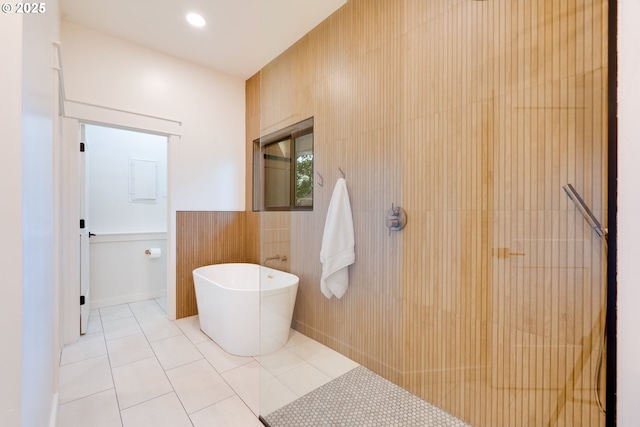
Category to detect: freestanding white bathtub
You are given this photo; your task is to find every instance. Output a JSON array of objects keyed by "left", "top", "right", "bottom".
[{"left": 192, "top": 263, "right": 299, "bottom": 357}]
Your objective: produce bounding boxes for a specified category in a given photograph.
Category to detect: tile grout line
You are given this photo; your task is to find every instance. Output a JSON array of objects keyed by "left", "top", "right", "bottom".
[
  {"left": 124, "top": 301, "right": 195, "bottom": 426},
  {"left": 97, "top": 306, "right": 124, "bottom": 427},
  {"left": 180, "top": 318, "right": 260, "bottom": 420},
  {"left": 61, "top": 299, "right": 359, "bottom": 426},
  {"left": 122, "top": 299, "right": 258, "bottom": 424}
]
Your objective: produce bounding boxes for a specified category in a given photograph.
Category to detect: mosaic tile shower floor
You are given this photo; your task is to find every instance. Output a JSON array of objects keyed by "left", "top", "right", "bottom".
[{"left": 262, "top": 366, "right": 472, "bottom": 427}]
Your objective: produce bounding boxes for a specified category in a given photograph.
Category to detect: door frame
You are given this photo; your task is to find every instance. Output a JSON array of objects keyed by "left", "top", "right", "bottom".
[{"left": 60, "top": 101, "right": 181, "bottom": 345}]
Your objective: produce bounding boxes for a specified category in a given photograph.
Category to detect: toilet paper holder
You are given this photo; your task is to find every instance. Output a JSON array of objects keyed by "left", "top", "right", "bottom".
[{"left": 145, "top": 248, "right": 162, "bottom": 258}]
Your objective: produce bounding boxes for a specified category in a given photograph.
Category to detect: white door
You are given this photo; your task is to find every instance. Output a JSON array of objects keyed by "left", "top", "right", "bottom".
[{"left": 79, "top": 124, "right": 91, "bottom": 334}]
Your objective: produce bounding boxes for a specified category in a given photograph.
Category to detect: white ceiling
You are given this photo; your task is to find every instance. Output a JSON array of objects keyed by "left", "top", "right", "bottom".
[{"left": 60, "top": 0, "right": 347, "bottom": 80}]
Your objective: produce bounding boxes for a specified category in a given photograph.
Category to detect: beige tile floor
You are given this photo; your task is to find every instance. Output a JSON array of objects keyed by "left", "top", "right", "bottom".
[{"left": 57, "top": 298, "right": 359, "bottom": 427}]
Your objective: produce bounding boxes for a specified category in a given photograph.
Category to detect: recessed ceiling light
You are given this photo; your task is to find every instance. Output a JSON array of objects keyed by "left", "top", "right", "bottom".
[{"left": 186, "top": 13, "right": 206, "bottom": 28}]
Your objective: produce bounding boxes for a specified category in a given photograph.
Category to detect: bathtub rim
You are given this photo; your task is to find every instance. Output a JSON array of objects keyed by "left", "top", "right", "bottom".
[{"left": 192, "top": 262, "right": 298, "bottom": 292}]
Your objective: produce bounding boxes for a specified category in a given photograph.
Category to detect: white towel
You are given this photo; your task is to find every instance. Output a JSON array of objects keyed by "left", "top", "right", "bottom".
[{"left": 320, "top": 178, "right": 355, "bottom": 299}]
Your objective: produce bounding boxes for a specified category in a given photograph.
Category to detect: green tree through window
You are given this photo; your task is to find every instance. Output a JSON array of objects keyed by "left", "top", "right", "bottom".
[{"left": 296, "top": 154, "right": 313, "bottom": 206}]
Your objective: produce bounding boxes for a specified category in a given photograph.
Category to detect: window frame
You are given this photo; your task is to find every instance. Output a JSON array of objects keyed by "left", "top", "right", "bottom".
[{"left": 253, "top": 117, "right": 314, "bottom": 212}]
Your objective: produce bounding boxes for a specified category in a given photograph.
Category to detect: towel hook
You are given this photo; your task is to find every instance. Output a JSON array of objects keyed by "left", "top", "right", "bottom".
[
  {"left": 317, "top": 172, "right": 324, "bottom": 187},
  {"left": 338, "top": 167, "right": 345, "bottom": 178}
]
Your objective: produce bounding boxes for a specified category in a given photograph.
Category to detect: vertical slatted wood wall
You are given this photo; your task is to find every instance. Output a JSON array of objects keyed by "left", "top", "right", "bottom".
[
  {"left": 246, "top": 1, "right": 608, "bottom": 425},
  {"left": 246, "top": 75, "right": 262, "bottom": 266},
  {"left": 175, "top": 211, "right": 248, "bottom": 318}
]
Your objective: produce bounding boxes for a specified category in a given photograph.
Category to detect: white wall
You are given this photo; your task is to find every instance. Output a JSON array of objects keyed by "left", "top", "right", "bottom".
[
  {"left": 61, "top": 20, "right": 246, "bottom": 211},
  {"left": 86, "top": 124, "right": 167, "bottom": 233},
  {"left": 617, "top": 1, "right": 640, "bottom": 425},
  {"left": 90, "top": 232, "right": 167, "bottom": 308},
  {"left": 21, "top": 5, "right": 61, "bottom": 425},
  {"left": 0, "top": 14, "right": 25, "bottom": 427},
  {"left": 0, "top": 2, "right": 61, "bottom": 427}
]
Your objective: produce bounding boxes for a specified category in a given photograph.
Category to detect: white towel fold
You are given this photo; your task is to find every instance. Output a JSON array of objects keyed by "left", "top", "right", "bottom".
[{"left": 320, "top": 178, "right": 355, "bottom": 299}]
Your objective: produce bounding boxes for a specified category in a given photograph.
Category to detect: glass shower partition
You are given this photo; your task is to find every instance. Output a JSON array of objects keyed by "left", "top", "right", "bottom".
[{"left": 255, "top": 1, "right": 608, "bottom": 426}]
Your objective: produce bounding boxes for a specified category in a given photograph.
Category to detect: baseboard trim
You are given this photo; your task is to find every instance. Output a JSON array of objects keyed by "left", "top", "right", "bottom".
[
  {"left": 91, "top": 292, "right": 165, "bottom": 309},
  {"left": 49, "top": 392, "right": 58, "bottom": 427}
]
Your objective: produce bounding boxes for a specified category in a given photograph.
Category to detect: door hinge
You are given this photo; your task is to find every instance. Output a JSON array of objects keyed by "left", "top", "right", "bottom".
[
  {"left": 80, "top": 295, "right": 85, "bottom": 305},
  {"left": 80, "top": 142, "right": 85, "bottom": 152},
  {"left": 80, "top": 219, "right": 85, "bottom": 229}
]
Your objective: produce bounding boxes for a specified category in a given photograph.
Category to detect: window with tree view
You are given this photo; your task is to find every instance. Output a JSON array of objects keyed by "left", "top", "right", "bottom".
[{"left": 253, "top": 118, "right": 313, "bottom": 211}]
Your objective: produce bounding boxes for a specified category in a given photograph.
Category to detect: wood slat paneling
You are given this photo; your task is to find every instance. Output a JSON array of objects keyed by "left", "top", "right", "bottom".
[
  {"left": 175, "top": 211, "right": 248, "bottom": 318},
  {"left": 247, "top": 1, "right": 608, "bottom": 426}
]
